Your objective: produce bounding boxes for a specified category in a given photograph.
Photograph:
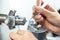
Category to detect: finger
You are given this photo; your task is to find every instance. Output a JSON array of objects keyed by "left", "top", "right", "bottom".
[
  {"left": 37, "top": 0, "right": 44, "bottom": 6},
  {"left": 9, "top": 32, "right": 19, "bottom": 40},
  {"left": 44, "top": 21, "right": 60, "bottom": 34},
  {"left": 33, "top": 10, "right": 39, "bottom": 16},
  {"left": 35, "top": 17, "right": 43, "bottom": 22},
  {"left": 33, "top": 0, "right": 43, "bottom": 16},
  {"left": 35, "top": 17, "right": 43, "bottom": 23},
  {"left": 34, "top": 15, "right": 42, "bottom": 20},
  {"left": 45, "top": 4, "right": 56, "bottom": 12},
  {"left": 35, "top": 17, "right": 45, "bottom": 25},
  {"left": 37, "top": 0, "right": 42, "bottom": 6},
  {"left": 35, "top": 6, "right": 53, "bottom": 17}
]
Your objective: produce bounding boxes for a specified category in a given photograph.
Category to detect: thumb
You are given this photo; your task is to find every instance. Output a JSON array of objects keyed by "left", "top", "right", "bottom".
[{"left": 35, "top": 6, "right": 53, "bottom": 17}]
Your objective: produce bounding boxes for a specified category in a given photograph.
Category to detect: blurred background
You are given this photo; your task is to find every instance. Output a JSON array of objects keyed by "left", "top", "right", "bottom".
[{"left": 0, "top": 0, "right": 60, "bottom": 40}]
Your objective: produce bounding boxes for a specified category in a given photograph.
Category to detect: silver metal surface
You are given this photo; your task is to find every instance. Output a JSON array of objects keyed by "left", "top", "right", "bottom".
[{"left": 28, "top": 18, "right": 47, "bottom": 33}]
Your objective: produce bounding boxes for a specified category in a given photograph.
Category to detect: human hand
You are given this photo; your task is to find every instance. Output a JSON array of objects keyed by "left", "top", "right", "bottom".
[
  {"left": 33, "top": 4, "right": 60, "bottom": 27},
  {"left": 33, "top": 0, "right": 60, "bottom": 35},
  {"left": 9, "top": 30, "right": 37, "bottom": 40}
]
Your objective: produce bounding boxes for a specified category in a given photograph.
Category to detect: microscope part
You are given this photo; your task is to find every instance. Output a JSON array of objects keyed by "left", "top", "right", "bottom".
[
  {"left": 0, "top": 16, "right": 6, "bottom": 23},
  {"left": 7, "top": 16, "right": 15, "bottom": 29},
  {"left": 9, "top": 10, "right": 16, "bottom": 16},
  {"left": 28, "top": 18, "right": 47, "bottom": 33},
  {"left": 15, "top": 16, "right": 27, "bottom": 25},
  {"left": 0, "top": 14, "right": 7, "bottom": 24},
  {"left": 4, "top": 10, "right": 27, "bottom": 30},
  {"left": 7, "top": 10, "right": 16, "bottom": 29},
  {"left": 0, "top": 16, "right": 6, "bottom": 19}
]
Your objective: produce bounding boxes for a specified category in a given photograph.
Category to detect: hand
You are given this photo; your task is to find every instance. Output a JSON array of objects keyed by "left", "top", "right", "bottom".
[
  {"left": 33, "top": 4, "right": 60, "bottom": 27},
  {"left": 33, "top": 0, "right": 60, "bottom": 35},
  {"left": 9, "top": 30, "right": 37, "bottom": 40},
  {"left": 33, "top": 14, "right": 60, "bottom": 35}
]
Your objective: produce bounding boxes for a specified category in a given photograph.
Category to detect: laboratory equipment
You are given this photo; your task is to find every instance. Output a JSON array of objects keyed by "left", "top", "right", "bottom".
[
  {"left": 0, "top": 14, "right": 7, "bottom": 24},
  {"left": 28, "top": 0, "right": 48, "bottom": 40},
  {"left": 7, "top": 10, "right": 16, "bottom": 29},
  {"left": 0, "top": 14, "right": 8, "bottom": 40},
  {"left": 28, "top": 18, "right": 47, "bottom": 40},
  {"left": 15, "top": 15, "right": 26, "bottom": 25},
  {"left": 0, "top": 10, "right": 27, "bottom": 40},
  {"left": 28, "top": 0, "right": 48, "bottom": 33},
  {"left": 0, "top": 0, "right": 60, "bottom": 40},
  {"left": 7, "top": 10, "right": 27, "bottom": 29}
]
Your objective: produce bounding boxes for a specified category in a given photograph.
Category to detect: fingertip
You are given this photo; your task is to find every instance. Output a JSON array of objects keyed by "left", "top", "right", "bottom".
[
  {"left": 9, "top": 32, "right": 15, "bottom": 39},
  {"left": 33, "top": 5, "right": 37, "bottom": 10},
  {"left": 45, "top": 4, "right": 56, "bottom": 12},
  {"left": 34, "top": 15, "right": 42, "bottom": 20},
  {"left": 35, "top": 16, "right": 44, "bottom": 25}
]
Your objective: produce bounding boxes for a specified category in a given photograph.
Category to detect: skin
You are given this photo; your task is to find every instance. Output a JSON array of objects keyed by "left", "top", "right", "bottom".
[
  {"left": 33, "top": 4, "right": 60, "bottom": 35},
  {"left": 10, "top": 0, "right": 60, "bottom": 40},
  {"left": 9, "top": 30, "right": 38, "bottom": 40},
  {"left": 33, "top": 4, "right": 60, "bottom": 27}
]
